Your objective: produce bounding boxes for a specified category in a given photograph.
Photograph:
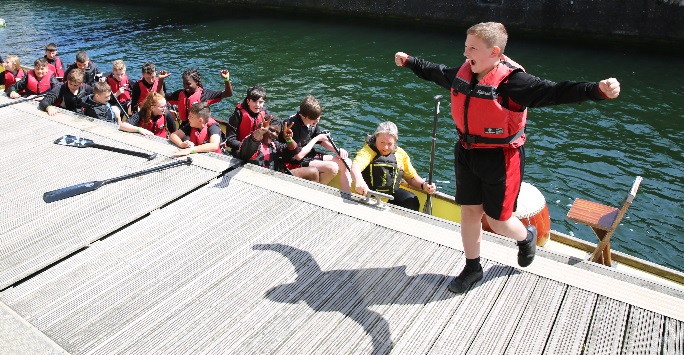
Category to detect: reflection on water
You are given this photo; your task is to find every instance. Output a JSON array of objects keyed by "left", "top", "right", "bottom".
[{"left": 1, "top": 0, "right": 681, "bottom": 271}]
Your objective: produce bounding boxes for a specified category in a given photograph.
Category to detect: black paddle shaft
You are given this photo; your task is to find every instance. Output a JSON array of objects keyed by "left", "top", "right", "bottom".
[
  {"left": 90, "top": 143, "right": 157, "bottom": 160},
  {"left": 321, "top": 130, "right": 351, "bottom": 172},
  {"left": 43, "top": 157, "right": 192, "bottom": 203}
]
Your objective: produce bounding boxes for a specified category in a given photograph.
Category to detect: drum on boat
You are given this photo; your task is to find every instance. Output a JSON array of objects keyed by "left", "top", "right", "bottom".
[{"left": 481, "top": 181, "right": 551, "bottom": 246}]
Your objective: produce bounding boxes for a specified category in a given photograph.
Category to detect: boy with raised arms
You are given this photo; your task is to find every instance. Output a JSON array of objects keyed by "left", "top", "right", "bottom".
[{"left": 395, "top": 22, "right": 620, "bottom": 293}]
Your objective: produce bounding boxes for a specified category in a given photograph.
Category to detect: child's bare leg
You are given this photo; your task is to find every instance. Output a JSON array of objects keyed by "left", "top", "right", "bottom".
[
  {"left": 322, "top": 154, "right": 351, "bottom": 192},
  {"left": 308, "top": 160, "right": 339, "bottom": 185},
  {"left": 291, "top": 167, "right": 319, "bottom": 182}
]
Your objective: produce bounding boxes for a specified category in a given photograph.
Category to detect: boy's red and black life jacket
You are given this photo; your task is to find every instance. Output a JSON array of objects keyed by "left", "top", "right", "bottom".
[
  {"left": 3, "top": 68, "right": 25, "bottom": 93},
  {"left": 235, "top": 102, "right": 267, "bottom": 142},
  {"left": 47, "top": 56, "right": 64, "bottom": 79},
  {"left": 137, "top": 78, "right": 158, "bottom": 105},
  {"left": 26, "top": 69, "right": 54, "bottom": 95},
  {"left": 107, "top": 73, "right": 131, "bottom": 103},
  {"left": 189, "top": 117, "right": 221, "bottom": 153},
  {"left": 450, "top": 55, "right": 527, "bottom": 149}
]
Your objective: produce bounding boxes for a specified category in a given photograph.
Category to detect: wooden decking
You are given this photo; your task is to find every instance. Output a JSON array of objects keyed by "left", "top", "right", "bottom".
[{"left": 1, "top": 98, "right": 683, "bottom": 354}]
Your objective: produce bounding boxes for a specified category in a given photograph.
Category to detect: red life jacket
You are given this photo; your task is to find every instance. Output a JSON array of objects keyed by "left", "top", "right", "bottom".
[
  {"left": 3, "top": 68, "right": 25, "bottom": 93},
  {"left": 189, "top": 117, "right": 221, "bottom": 153},
  {"left": 26, "top": 69, "right": 54, "bottom": 95},
  {"left": 176, "top": 87, "right": 203, "bottom": 122},
  {"left": 107, "top": 73, "right": 131, "bottom": 103},
  {"left": 450, "top": 55, "right": 527, "bottom": 149},
  {"left": 140, "top": 113, "right": 168, "bottom": 138},
  {"left": 47, "top": 56, "right": 64, "bottom": 79},
  {"left": 235, "top": 102, "right": 267, "bottom": 143},
  {"left": 137, "top": 78, "right": 158, "bottom": 105}
]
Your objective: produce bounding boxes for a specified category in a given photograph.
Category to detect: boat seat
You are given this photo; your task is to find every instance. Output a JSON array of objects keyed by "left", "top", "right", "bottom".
[{"left": 566, "top": 176, "right": 643, "bottom": 266}]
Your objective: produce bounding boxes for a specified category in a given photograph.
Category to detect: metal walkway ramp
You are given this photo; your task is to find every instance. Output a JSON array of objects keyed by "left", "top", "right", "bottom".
[{"left": 1, "top": 98, "right": 683, "bottom": 354}]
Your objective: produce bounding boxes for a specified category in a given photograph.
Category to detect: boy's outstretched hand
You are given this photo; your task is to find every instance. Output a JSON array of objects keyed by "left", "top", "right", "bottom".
[
  {"left": 158, "top": 70, "right": 171, "bottom": 80},
  {"left": 395, "top": 52, "right": 409, "bottom": 67},
  {"left": 599, "top": 78, "right": 620, "bottom": 99}
]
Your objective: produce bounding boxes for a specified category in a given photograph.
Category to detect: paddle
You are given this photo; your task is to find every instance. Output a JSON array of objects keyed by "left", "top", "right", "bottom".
[
  {"left": 54, "top": 135, "right": 157, "bottom": 160},
  {"left": 111, "top": 91, "right": 130, "bottom": 120},
  {"left": 43, "top": 157, "right": 192, "bottom": 203},
  {"left": 321, "top": 130, "right": 351, "bottom": 172},
  {"left": 0, "top": 94, "right": 45, "bottom": 108},
  {"left": 423, "top": 95, "right": 442, "bottom": 215}
]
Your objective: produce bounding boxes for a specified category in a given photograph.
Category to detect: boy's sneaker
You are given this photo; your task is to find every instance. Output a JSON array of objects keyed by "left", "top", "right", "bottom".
[
  {"left": 447, "top": 266, "right": 483, "bottom": 294},
  {"left": 517, "top": 225, "right": 537, "bottom": 267}
]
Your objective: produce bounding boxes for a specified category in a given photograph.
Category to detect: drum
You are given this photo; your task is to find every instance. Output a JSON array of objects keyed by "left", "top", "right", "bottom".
[{"left": 481, "top": 181, "right": 551, "bottom": 246}]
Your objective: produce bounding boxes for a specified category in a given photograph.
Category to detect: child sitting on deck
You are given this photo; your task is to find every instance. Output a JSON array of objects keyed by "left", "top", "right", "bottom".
[
  {"left": 279, "top": 95, "right": 352, "bottom": 191},
  {"left": 82, "top": 81, "right": 121, "bottom": 124},
  {"left": 8, "top": 58, "right": 58, "bottom": 98},
  {"left": 157, "top": 68, "right": 233, "bottom": 123},
  {"left": 238, "top": 115, "right": 319, "bottom": 182},
  {"left": 39, "top": 68, "right": 93, "bottom": 115},
  {"left": 225, "top": 85, "right": 270, "bottom": 156},
  {"left": 130, "top": 62, "right": 164, "bottom": 113},
  {"left": 43, "top": 43, "right": 65, "bottom": 80},
  {"left": 170, "top": 102, "right": 222, "bottom": 156},
  {"left": 64, "top": 51, "right": 101, "bottom": 86},
  {"left": 125, "top": 92, "right": 177, "bottom": 138},
  {"left": 105, "top": 59, "right": 132, "bottom": 115},
  {"left": 1, "top": 55, "right": 25, "bottom": 94}
]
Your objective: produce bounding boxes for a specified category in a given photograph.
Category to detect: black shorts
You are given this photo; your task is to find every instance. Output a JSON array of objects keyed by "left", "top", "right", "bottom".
[{"left": 454, "top": 143, "right": 525, "bottom": 220}]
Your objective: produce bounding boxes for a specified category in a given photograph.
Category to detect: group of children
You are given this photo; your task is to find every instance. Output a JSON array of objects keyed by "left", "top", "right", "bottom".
[{"left": 2, "top": 43, "right": 435, "bottom": 213}]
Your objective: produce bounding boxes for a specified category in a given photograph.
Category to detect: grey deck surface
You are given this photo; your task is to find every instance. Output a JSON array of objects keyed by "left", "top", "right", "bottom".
[{"left": 1, "top": 99, "right": 683, "bottom": 354}]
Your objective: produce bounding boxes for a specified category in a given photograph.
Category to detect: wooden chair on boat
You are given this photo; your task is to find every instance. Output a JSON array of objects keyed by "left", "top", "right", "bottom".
[{"left": 566, "top": 176, "right": 643, "bottom": 266}]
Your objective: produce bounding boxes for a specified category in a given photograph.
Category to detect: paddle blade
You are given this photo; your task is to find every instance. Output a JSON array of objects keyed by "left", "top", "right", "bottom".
[
  {"left": 422, "top": 196, "right": 433, "bottom": 215},
  {"left": 54, "top": 135, "right": 94, "bottom": 148},
  {"left": 43, "top": 180, "right": 105, "bottom": 203}
]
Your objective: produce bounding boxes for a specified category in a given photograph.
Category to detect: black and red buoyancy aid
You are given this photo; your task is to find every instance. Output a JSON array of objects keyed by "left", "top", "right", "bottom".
[
  {"left": 47, "top": 57, "right": 64, "bottom": 79},
  {"left": 3, "top": 68, "right": 25, "bottom": 93},
  {"left": 450, "top": 55, "right": 527, "bottom": 149},
  {"left": 137, "top": 78, "right": 158, "bottom": 105},
  {"left": 177, "top": 87, "right": 203, "bottom": 122},
  {"left": 26, "top": 69, "right": 54, "bottom": 95},
  {"left": 107, "top": 73, "right": 131, "bottom": 103},
  {"left": 140, "top": 114, "right": 169, "bottom": 138},
  {"left": 189, "top": 117, "right": 222, "bottom": 153},
  {"left": 235, "top": 102, "right": 267, "bottom": 143}
]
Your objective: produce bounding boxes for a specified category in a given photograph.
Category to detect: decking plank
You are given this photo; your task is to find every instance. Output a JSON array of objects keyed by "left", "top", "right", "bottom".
[
  {"left": 543, "top": 287, "right": 597, "bottom": 354},
  {"left": 621, "top": 307, "right": 664, "bottom": 355},
  {"left": 584, "top": 296, "right": 629, "bottom": 354},
  {"left": 663, "top": 317, "right": 684, "bottom": 355}
]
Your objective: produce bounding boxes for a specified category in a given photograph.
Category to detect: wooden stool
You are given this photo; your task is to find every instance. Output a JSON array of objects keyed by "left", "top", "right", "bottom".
[{"left": 566, "top": 176, "right": 643, "bottom": 266}]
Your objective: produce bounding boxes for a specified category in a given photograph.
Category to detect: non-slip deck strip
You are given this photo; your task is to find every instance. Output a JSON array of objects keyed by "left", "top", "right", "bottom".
[{"left": 1, "top": 165, "right": 682, "bottom": 354}]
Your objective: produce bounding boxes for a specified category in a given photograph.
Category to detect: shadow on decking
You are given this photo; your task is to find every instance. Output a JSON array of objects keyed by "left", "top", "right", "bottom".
[{"left": 253, "top": 243, "right": 511, "bottom": 354}]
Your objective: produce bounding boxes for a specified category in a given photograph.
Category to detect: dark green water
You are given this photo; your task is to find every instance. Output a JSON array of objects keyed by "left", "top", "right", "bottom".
[{"left": 1, "top": 1, "right": 682, "bottom": 272}]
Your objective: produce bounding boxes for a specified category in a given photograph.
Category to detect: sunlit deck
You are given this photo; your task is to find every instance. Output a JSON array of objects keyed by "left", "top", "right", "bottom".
[{"left": 1, "top": 97, "right": 683, "bottom": 354}]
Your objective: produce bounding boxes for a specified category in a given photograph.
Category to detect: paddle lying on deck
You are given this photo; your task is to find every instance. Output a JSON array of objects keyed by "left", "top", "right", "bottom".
[
  {"left": 43, "top": 157, "right": 192, "bottom": 203},
  {"left": 423, "top": 95, "right": 442, "bottom": 215},
  {"left": 321, "top": 130, "right": 351, "bottom": 172},
  {"left": 0, "top": 94, "right": 45, "bottom": 108},
  {"left": 54, "top": 135, "right": 157, "bottom": 160}
]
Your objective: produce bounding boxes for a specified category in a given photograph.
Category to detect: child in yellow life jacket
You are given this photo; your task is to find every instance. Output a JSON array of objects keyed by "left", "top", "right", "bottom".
[{"left": 351, "top": 121, "right": 437, "bottom": 211}]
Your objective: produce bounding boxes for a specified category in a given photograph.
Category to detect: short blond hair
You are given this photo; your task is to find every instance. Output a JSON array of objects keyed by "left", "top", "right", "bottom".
[
  {"left": 467, "top": 22, "right": 508, "bottom": 54},
  {"left": 4, "top": 55, "right": 21, "bottom": 70},
  {"left": 112, "top": 59, "right": 126, "bottom": 72}
]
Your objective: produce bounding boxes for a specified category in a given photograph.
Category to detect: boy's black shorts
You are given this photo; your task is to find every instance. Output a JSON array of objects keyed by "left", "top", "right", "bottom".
[{"left": 454, "top": 143, "right": 525, "bottom": 220}]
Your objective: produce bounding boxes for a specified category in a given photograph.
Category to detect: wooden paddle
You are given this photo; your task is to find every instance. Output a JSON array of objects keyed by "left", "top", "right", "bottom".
[
  {"left": 43, "top": 157, "right": 192, "bottom": 203},
  {"left": 423, "top": 95, "right": 442, "bottom": 215},
  {"left": 54, "top": 135, "right": 157, "bottom": 160}
]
